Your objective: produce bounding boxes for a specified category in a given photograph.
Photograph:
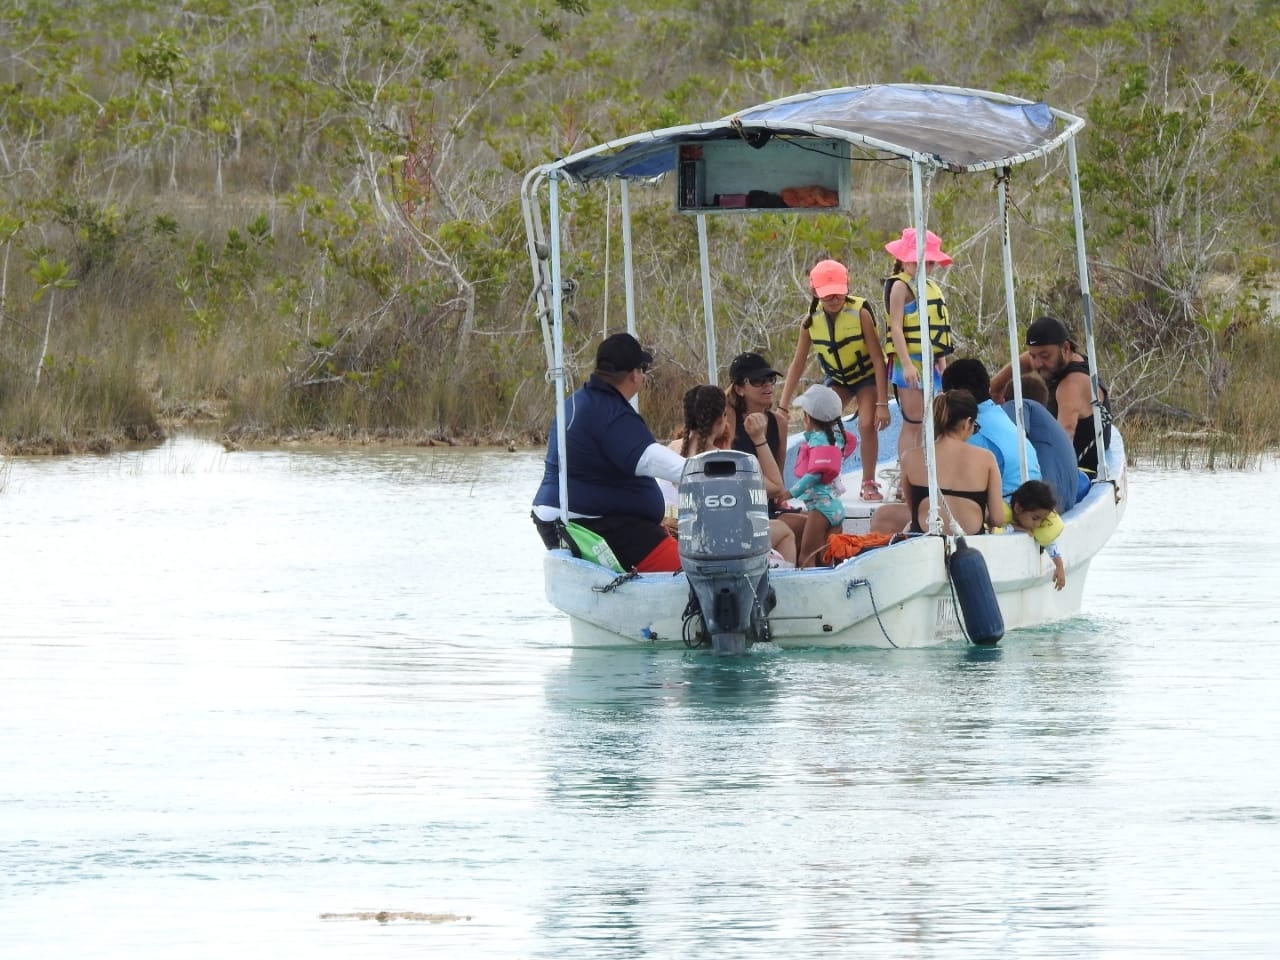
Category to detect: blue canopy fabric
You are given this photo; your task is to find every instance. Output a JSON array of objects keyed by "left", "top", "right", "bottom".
[{"left": 550, "top": 84, "right": 1079, "bottom": 183}]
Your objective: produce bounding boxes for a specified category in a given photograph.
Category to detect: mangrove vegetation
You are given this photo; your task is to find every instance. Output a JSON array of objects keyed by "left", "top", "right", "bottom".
[{"left": 1, "top": 0, "right": 1279, "bottom": 463}]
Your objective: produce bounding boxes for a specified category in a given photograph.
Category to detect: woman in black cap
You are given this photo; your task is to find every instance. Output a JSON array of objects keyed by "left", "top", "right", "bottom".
[{"left": 726, "top": 351, "right": 806, "bottom": 540}]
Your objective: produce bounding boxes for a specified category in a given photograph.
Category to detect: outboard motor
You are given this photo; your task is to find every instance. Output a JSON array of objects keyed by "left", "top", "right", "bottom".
[{"left": 677, "top": 450, "right": 773, "bottom": 655}]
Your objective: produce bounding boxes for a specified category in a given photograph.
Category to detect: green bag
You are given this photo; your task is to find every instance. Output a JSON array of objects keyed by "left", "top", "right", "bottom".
[{"left": 561, "top": 521, "right": 625, "bottom": 573}]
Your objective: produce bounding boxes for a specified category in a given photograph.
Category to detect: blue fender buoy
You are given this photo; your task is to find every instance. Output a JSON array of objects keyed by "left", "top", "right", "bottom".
[{"left": 949, "top": 536, "right": 1004, "bottom": 645}]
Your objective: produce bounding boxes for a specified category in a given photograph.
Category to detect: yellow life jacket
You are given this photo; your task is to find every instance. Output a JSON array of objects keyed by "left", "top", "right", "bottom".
[
  {"left": 883, "top": 272, "right": 954, "bottom": 359},
  {"left": 1000, "top": 502, "right": 1064, "bottom": 547},
  {"left": 805, "top": 296, "right": 876, "bottom": 386}
]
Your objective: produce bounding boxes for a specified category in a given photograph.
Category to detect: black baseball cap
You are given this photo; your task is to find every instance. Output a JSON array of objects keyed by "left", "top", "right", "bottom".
[
  {"left": 728, "top": 351, "right": 781, "bottom": 382},
  {"left": 595, "top": 332, "right": 654, "bottom": 373},
  {"left": 1026, "top": 316, "right": 1072, "bottom": 346}
]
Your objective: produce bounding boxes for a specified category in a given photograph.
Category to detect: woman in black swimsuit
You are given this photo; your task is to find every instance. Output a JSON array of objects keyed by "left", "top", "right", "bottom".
[{"left": 871, "top": 390, "right": 1004, "bottom": 536}]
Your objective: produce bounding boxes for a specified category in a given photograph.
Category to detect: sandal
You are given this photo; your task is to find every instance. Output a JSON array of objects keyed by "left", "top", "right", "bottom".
[{"left": 860, "top": 480, "right": 884, "bottom": 502}]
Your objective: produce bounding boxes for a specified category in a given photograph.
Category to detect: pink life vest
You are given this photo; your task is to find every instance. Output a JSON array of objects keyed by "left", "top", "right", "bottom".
[{"left": 794, "top": 443, "right": 845, "bottom": 485}]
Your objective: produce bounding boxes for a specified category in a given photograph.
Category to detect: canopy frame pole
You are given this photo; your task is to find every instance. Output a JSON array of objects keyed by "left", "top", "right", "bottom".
[
  {"left": 548, "top": 174, "right": 571, "bottom": 523},
  {"left": 912, "top": 162, "right": 943, "bottom": 536},
  {"left": 602, "top": 180, "right": 611, "bottom": 338},
  {"left": 998, "top": 168, "right": 1029, "bottom": 483},
  {"left": 621, "top": 179, "right": 637, "bottom": 339},
  {"left": 621, "top": 179, "right": 641, "bottom": 412},
  {"left": 1067, "top": 137, "right": 1108, "bottom": 483},
  {"left": 697, "top": 213, "right": 717, "bottom": 383}
]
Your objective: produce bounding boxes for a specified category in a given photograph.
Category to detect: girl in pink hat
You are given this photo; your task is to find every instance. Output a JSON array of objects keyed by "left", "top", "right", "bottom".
[
  {"left": 780, "top": 259, "right": 890, "bottom": 501},
  {"left": 882, "top": 227, "right": 956, "bottom": 467}
]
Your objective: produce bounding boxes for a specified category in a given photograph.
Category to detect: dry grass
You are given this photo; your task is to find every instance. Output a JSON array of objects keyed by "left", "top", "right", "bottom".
[{"left": 1119, "top": 325, "right": 1280, "bottom": 470}]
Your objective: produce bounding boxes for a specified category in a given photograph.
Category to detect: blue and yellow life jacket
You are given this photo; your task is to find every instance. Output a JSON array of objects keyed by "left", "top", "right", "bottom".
[{"left": 882, "top": 272, "right": 953, "bottom": 359}]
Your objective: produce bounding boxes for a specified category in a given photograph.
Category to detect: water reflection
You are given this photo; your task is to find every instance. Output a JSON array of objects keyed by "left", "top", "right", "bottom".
[
  {"left": 533, "top": 636, "right": 1117, "bottom": 953},
  {"left": 540, "top": 650, "right": 669, "bottom": 810},
  {"left": 676, "top": 650, "right": 784, "bottom": 716},
  {"left": 3, "top": 444, "right": 1279, "bottom": 958}
]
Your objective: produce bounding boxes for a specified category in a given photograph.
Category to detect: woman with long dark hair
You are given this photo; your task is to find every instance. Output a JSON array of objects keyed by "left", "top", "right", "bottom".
[
  {"left": 870, "top": 390, "right": 1002, "bottom": 536},
  {"left": 725, "top": 352, "right": 807, "bottom": 545},
  {"left": 659, "top": 384, "right": 797, "bottom": 566}
]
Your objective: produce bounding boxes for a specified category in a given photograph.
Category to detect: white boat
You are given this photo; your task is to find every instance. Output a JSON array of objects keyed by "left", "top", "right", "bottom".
[{"left": 522, "top": 84, "right": 1127, "bottom": 650}]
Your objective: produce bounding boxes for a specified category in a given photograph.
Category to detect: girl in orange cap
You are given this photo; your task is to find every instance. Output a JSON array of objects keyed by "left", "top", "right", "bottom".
[{"left": 780, "top": 258, "right": 889, "bottom": 501}]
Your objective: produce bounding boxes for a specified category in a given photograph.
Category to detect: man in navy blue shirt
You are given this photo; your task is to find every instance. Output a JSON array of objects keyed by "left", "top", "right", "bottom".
[
  {"left": 941, "top": 358, "right": 1040, "bottom": 499},
  {"left": 532, "top": 333, "right": 686, "bottom": 571}
]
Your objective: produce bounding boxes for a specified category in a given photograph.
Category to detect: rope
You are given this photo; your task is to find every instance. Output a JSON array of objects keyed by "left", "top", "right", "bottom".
[
  {"left": 845, "top": 577, "right": 898, "bottom": 648},
  {"left": 593, "top": 569, "right": 640, "bottom": 593},
  {"left": 995, "top": 166, "right": 1013, "bottom": 242}
]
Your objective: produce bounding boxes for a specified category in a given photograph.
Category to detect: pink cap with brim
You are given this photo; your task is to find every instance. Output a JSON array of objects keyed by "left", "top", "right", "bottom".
[
  {"left": 884, "top": 228, "right": 953, "bottom": 266},
  {"left": 809, "top": 259, "right": 849, "bottom": 298}
]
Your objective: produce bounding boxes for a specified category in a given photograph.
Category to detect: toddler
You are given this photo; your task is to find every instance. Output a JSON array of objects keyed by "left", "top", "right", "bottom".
[
  {"left": 789, "top": 384, "right": 851, "bottom": 567},
  {"left": 1004, "top": 480, "right": 1066, "bottom": 590}
]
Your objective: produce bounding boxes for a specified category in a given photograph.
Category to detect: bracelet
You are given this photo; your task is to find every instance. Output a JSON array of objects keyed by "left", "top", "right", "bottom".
[
  {"left": 876, "top": 402, "right": 888, "bottom": 407},
  {"left": 754, "top": 441, "right": 768, "bottom": 448}
]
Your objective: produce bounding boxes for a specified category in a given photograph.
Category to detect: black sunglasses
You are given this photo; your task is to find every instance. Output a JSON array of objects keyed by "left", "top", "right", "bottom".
[
  {"left": 746, "top": 374, "right": 777, "bottom": 387},
  {"left": 971, "top": 418, "right": 981, "bottom": 433}
]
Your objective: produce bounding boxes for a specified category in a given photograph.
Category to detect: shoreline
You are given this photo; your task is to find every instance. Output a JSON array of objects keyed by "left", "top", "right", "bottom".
[{"left": 0, "top": 422, "right": 539, "bottom": 457}]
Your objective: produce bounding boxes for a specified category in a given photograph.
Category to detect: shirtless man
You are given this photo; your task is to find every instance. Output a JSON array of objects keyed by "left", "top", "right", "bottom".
[{"left": 989, "top": 316, "right": 1112, "bottom": 475}]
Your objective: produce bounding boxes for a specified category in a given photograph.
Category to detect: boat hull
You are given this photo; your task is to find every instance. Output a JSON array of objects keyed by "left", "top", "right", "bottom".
[{"left": 544, "top": 434, "right": 1126, "bottom": 650}]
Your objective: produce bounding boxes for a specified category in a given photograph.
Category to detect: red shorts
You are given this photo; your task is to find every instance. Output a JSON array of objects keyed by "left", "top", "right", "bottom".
[{"left": 635, "top": 534, "right": 681, "bottom": 573}]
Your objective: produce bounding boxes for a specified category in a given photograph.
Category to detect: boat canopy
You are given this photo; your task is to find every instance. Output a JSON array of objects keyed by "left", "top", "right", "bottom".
[{"left": 546, "top": 84, "right": 1083, "bottom": 183}]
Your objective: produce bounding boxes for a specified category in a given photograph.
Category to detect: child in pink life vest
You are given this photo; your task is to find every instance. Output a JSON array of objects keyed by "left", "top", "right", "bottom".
[{"left": 789, "top": 384, "right": 852, "bottom": 567}]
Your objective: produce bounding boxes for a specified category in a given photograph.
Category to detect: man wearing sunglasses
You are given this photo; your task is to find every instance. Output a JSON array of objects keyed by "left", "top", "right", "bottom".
[{"left": 532, "top": 332, "right": 686, "bottom": 572}]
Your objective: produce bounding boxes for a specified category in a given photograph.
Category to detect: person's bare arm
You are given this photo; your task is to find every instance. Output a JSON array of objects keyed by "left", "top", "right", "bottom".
[
  {"left": 860, "top": 305, "right": 891, "bottom": 429},
  {"left": 743, "top": 411, "right": 786, "bottom": 500},
  {"left": 886, "top": 280, "right": 917, "bottom": 387},
  {"left": 1055, "top": 372, "right": 1093, "bottom": 437},
  {"left": 779, "top": 324, "right": 812, "bottom": 410},
  {"left": 1050, "top": 552, "right": 1066, "bottom": 591},
  {"left": 985, "top": 453, "right": 1004, "bottom": 531},
  {"left": 989, "top": 352, "right": 1032, "bottom": 403}
]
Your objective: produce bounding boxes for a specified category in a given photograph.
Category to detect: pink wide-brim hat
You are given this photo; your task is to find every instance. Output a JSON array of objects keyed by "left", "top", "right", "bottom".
[{"left": 884, "top": 227, "right": 953, "bottom": 266}]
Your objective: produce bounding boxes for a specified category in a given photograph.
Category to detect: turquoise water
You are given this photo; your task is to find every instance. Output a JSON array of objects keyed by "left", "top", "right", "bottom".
[{"left": 2, "top": 438, "right": 1277, "bottom": 958}]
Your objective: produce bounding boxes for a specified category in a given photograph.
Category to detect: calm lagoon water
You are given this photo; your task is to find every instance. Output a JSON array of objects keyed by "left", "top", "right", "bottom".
[{"left": 1, "top": 437, "right": 1277, "bottom": 959}]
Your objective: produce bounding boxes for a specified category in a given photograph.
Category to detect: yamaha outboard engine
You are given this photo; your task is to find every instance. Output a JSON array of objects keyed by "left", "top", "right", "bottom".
[{"left": 677, "top": 450, "right": 773, "bottom": 655}]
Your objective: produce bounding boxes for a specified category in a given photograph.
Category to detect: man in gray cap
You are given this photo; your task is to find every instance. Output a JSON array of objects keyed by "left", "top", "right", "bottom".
[
  {"left": 531, "top": 332, "right": 686, "bottom": 571},
  {"left": 990, "top": 316, "right": 1112, "bottom": 475}
]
